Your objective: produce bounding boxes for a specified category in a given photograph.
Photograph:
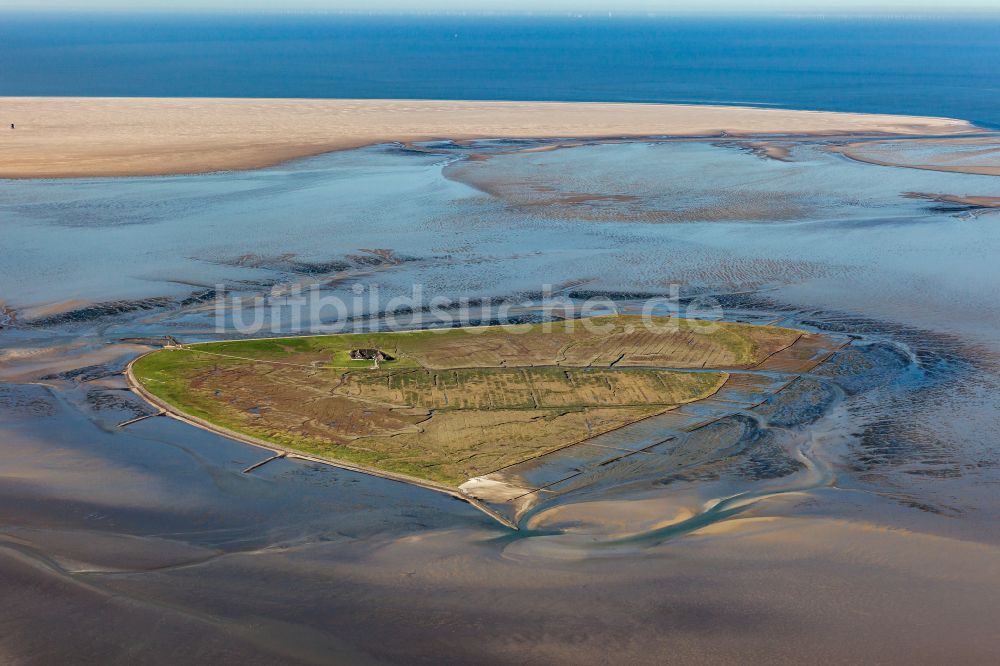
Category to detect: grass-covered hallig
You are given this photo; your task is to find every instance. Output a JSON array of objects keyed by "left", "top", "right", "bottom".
[{"left": 131, "top": 316, "right": 799, "bottom": 486}]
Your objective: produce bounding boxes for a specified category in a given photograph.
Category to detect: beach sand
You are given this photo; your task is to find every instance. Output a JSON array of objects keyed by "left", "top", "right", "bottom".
[{"left": 0, "top": 97, "right": 976, "bottom": 178}]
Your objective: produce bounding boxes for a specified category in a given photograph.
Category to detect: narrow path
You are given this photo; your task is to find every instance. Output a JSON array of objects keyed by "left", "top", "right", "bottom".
[
  {"left": 117, "top": 411, "right": 164, "bottom": 428},
  {"left": 242, "top": 453, "right": 287, "bottom": 474}
]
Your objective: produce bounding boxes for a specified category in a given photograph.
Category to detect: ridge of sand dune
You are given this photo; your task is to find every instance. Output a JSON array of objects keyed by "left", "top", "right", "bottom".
[{"left": 0, "top": 97, "right": 975, "bottom": 178}]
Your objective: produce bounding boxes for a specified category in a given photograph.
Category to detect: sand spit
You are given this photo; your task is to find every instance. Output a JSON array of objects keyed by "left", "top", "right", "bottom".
[
  {"left": 832, "top": 136, "right": 1000, "bottom": 176},
  {"left": 0, "top": 97, "right": 975, "bottom": 178},
  {"left": 904, "top": 191, "right": 1000, "bottom": 209}
]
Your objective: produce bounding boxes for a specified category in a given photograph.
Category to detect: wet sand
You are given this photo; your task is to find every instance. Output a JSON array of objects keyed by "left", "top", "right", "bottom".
[
  {"left": 904, "top": 191, "right": 1000, "bottom": 209},
  {"left": 3, "top": 366, "right": 999, "bottom": 665},
  {"left": 0, "top": 96, "right": 975, "bottom": 178},
  {"left": 832, "top": 136, "right": 1000, "bottom": 176},
  {"left": 3, "top": 134, "right": 1000, "bottom": 663}
]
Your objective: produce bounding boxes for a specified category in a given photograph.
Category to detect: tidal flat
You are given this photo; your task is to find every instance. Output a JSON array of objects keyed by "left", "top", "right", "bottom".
[{"left": 2, "top": 133, "right": 1000, "bottom": 664}]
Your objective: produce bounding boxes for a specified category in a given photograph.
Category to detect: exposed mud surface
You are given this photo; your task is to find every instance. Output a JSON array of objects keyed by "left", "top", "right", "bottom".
[
  {"left": 813, "top": 343, "right": 912, "bottom": 395},
  {"left": 0, "top": 384, "right": 57, "bottom": 419},
  {"left": 24, "top": 297, "right": 177, "bottom": 328},
  {"left": 3, "top": 135, "right": 1000, "bottom": 663}
]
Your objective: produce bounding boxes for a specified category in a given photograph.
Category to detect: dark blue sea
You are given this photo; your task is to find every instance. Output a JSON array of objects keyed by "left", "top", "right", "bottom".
[{"left": 2, "top": 13, "right": 999, "bottom": 127}]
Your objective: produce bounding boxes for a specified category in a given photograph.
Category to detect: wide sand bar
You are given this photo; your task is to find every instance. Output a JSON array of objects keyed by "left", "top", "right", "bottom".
[{"left": 0, "top": 97, "right": 976, "bottom": 178}]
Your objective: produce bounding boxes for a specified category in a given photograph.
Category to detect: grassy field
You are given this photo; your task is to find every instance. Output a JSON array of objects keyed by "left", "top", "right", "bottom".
[{"left": 131, "top": 316, "right": 799, "bottom": 485}]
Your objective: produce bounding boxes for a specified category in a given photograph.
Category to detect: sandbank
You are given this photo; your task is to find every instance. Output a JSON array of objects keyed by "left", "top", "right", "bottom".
[{"left": 0, "top": 97, "right": 976, "bottom": 178}]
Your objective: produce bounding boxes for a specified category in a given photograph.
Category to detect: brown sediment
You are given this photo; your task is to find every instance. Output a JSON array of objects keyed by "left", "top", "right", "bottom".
[
  {"left": 716, "top": 137, "right": 792, "bottom": 162},
  {"left": 17, "top": 299, "right": 88, "bottom": 321},
  {"left": 740, "top": 141, "right": 795, "bottom": 161},
  {"left": 0, "top": 342, "right": 151, "bottom": 383},
  {"left": 444, "top": 155, "right": 813, "bottom": 223},
  {"left": 442, "top": 139, "right": 824, "bottom": 223},
  {"left": 904, "top": 191, "right": 1000, "bottom": 209},
  {"left": 831, "top": 136, "right": 1000, "bottom": 176},
  {"left": 0, "top": 97, "right": 975, "bottom": 179},
  {"left": 551, "top": 193, "right": 642, "bottom": 205}
]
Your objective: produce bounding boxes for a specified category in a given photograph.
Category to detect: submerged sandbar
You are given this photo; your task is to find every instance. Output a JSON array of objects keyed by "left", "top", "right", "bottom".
[{"left": 0, "top": 96, "right": 975, "bottom": 178}]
